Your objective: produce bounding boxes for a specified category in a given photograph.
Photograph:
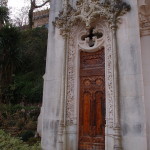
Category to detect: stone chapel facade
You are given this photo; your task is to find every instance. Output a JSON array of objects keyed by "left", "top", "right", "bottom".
[{"left": 38, "top": 0, "right": 150, "bottom": 149}]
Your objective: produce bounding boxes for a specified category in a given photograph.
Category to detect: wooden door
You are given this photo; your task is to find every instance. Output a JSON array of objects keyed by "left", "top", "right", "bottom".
[{"left": 79, "top": 49, "right": 105, "bottom": 150}]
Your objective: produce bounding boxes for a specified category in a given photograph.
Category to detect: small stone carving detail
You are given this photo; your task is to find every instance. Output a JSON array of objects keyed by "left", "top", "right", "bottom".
[
  {"left": 54, "top": 0, "right": 130, "bottom": 36},
  {"left": 105, "top": 23, "right": 114, "bottom": 128},
  {"left": 66, "top": 25, "right": 81, "bottom": 126},
  {"left": 54, "top": 1, "right": 130, "bottom": 149},
  {"left": 139, "top": 4, "right": 150, "bottom": 36},
  {"left": 66, "top": 22, "right": 114, "bottom": 128}
]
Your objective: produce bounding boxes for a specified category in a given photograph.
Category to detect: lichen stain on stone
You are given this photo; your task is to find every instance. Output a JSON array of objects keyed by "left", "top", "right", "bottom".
[
  {"left": 52, "top": 24, "right": 56, "bottom": 35},
  {"left": 122, "top": 123, "right": 129, "bottom": 136},
  {"left": 43, "top": 120, "right": 49, "bottom": 130},
  {"left": 49, "top": 120, "right": 59, "bottom": 147},
  {"left": 130, "top": 45, "right": 138, "bottom": 74},
  {"left": 56, "top": 101, "right": 61, "bottom": 117},
  {"left": 133, "top": 123, "right": 142, "bottom": 135},
  {"left": 49, "top": 120, "right": 59, "bottom": 130}
]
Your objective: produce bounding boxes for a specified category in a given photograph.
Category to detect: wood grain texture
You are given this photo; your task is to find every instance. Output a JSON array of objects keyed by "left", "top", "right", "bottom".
[{"left": 79, "top": 49, "right": 105, "bottom": 150}]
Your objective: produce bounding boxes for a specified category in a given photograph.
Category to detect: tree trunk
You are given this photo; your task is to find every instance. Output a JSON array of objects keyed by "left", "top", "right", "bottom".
[
  {"left": 28, "top": 0, "right": 50, "bottom": 29},
  {"left": 29, "top": 8, "right": 33, "bottom": 29}
]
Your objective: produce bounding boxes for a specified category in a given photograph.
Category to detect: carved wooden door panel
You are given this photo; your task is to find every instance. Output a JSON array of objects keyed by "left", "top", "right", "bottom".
[{"left": 79, "top": 49, "right": 105, "bottom": 150}]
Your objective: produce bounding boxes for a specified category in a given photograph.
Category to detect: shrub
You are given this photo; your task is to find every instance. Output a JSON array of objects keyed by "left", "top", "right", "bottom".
[
  {"left": 25, "top": 120, "right": 37, "bottom": 130},
  {"left": 20, "top": 130, "right": 35, "bottom": 142},
  {"left": 16, "top": 118, "right": 25, "bottom": 130},
  {"left": 28, "top": 137, "right": 41, "bottom": 145},
  {"left": 0, "top": 130, "right": 41, "bottom": 150},
  {"left": 1, "top": 27, "right": 48, "bottom": 104}
]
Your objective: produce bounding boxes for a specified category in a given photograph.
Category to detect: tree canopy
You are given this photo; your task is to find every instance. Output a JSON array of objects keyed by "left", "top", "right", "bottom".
[
  {"left": 0, "top": 6, "right": 9, "bottom": 28},
  {"left": 0, "top": 4, "right": 48, "bottom": 104}
]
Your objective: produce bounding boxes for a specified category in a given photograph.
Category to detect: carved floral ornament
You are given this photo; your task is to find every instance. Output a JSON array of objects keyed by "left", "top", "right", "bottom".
[
  {"left": 53, "top": 0, "right": 130, "bottom": 36},
  {"left": 65, "top": 22, "right": 115, "bottom": 127},
  {"left": 139, "top": 4, "right": 150, "bottom": 36},
  {"left": 54, "top": 1, "right": 131, "bottom": 149}
]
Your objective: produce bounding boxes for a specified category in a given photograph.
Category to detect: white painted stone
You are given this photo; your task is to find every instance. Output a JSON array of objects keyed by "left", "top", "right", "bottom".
[
  {"left": 117, "top": 0, "right": 147, "bottom": 149},
  {"left": 38, "top": 0, "right": 66, "bottom": 149},
  {"left": 141, "top": 34, "right": 150, "bottom": 150},
  {"left": 38, "top": 0, "right": 149, "bottom": 149}
]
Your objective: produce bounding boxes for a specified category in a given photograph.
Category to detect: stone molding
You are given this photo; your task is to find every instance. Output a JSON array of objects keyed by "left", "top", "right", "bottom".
[
  {"left": 53, "top": 0, "right": 130, "bottom": 149},
  {"left": 53, "top": 0, "right": 130, "bottom": 127},
  {"left": 54, "top": 0, "right": 130, "bottom": 37},
  {"left": 139, "top": 4, "right": 150, "bottom": 36},
  {"left": 65, "top": 22, "right": 115, "bottom": 150},
  {"left": 66, "top": 22, "right": 114, "bottom": 129},
  {"left": 65, "top": 25, "right": 78, "bottom": 126}
]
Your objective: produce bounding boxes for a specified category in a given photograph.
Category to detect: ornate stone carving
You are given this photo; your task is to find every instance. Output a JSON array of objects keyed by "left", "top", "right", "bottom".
[
  {"left": 104, "top": 23, "right": 114, "bottom": 128},
  {"left": 54, "top": 0, "right": 130, "bottom": 36},
  {"left": 66, "top": 22, "right": 114, "bottom": 130},
  {"left": 78, "top": 23, "right": 114, "bottom": 129},
  {"left": 139, "top": 4, "right": 150, "bottom": 36},
  {"left": 54, "top": 1, "right": 131, "bottom": 149},
  {"left": 78, "top": 28, "right": 104, "bottom": 50},
  {"left": 66, "top": 25, "right": 80, "bottom": 126}
]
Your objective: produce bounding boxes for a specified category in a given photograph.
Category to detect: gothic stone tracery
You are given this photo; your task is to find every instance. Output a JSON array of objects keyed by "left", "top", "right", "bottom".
[
  {"left": 54, "top": 0, "right": 131, "bottom": 149},
  {"left": 66, "top": 22, "right": 114, "bottom": 129},
  {"left": 54, "top": 0, "right": 130, "bottom": 36}
]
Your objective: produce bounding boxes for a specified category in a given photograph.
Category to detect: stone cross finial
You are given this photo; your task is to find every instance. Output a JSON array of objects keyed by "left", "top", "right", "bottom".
[{"left": 81, "top": 28, "right": 103, "bottom": 47}]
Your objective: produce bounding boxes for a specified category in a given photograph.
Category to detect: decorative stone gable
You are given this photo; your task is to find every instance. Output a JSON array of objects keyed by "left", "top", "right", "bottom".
[{"left": 54, "top": 0, "right": 130, "bottom": 36}]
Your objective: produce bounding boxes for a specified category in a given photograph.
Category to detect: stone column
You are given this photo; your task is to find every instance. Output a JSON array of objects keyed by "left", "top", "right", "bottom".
[
  {"left": 117, "top": 0, "right": 147, "bottom": 150},
  {"left": 111, "top": 23, "right": 122, "bottom": 150},
  {"left": 139, "top": 3, "right": 150, "bottom": 150},
  {"left": 39, "top": 0, "right": 66, "bottom": 149}
]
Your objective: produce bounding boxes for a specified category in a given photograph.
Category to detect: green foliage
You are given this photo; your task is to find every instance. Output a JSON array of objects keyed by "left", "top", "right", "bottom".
[
  {"left": 0, "top": 25, "right": 22, "bottom": 104},
  {"left": 28, "top": 137, "right": 41, "bottom": 146},
  {"left": 0, "top": 6, "right": 9, "bottom": 26},
  {"left": 20, "top": 130, "right": 35, "bottom": 142},
  {"left": 0, "top": 104, "right": 40, "bottom": 143},
  {"left": 25, "top": 121, "right": 37, "bottom": 130},
  {"left": 16, "top": 118, "right": 26, "bottom": 130},
  {"left": 0, "top": 130, "right": 41, "bottom": 150},
  {"left": 0, "top": 25, "right": 21, "bottom": 85},
  {"left": 14, "top": 72, "right": 43, "bottom": 103},
  {"left": 20, "top": 27, "right": 47, "bottom": 74},
  {"left": 0, "top": 104, "right": 38, "bottom": 114},
  {"left": 15, "top": 27, "right": 47, "bottom": 103},
  {"left": 0, "top": 25, "right": 20, "bottom": 52},
  {"left": 0, "top": 26, "right": 48, "bottom": 104}
]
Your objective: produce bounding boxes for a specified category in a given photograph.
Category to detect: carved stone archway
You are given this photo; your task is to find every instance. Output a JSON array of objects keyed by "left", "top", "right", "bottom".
[
  {"left": 65, "top": 21, "right": 115, "bottom": 150},
  {"left": 54, "top": 0, "right": 130, "bottom": 149}
]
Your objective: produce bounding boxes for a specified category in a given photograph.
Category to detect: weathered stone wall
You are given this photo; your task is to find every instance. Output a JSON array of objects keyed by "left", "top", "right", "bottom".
[
  {"left": 117, "top": 0, "right": 147, "bottom": 149},
  {"left": 40, "top": 1, "right": 65, "bottom": 149},
  {"left": 39, "top": 0, "right": 148, "bottom": 150},
  {"left": 139, "top": 2, "right": 150, "bottom": 150}
]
